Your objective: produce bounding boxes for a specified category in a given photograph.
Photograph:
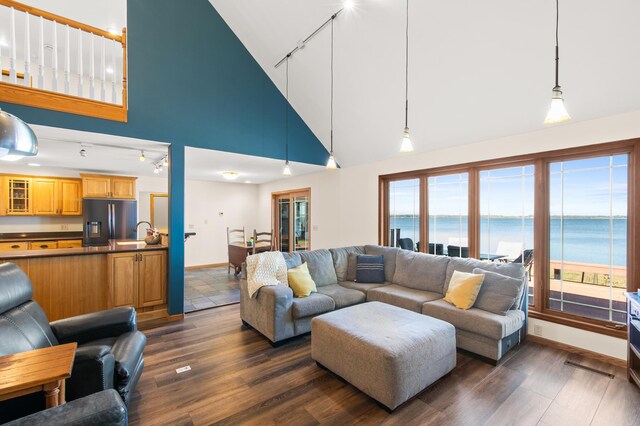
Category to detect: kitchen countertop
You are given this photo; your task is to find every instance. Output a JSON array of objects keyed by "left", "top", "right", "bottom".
[
  {"left": 0, "top": 240, "right": 167, "bottom": 260},
  {"left": 0, "top": 232, "right": 84, "bottom": 242}
]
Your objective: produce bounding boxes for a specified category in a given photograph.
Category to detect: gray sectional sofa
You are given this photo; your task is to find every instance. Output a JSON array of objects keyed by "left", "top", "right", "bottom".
[{"left": 240, "top": 245, "right": 528, "bottom": 363}]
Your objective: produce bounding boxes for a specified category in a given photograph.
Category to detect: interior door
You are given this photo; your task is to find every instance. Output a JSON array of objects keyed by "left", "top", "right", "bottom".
[
  {"left": 274, "top": 189, "right": 310, "bottom": 253},
  {"left": 293, "top": 193, "right": 309, "bottom": 251},
  {"left": 277, "top": 195, "right": 291, "bottom": 252}
]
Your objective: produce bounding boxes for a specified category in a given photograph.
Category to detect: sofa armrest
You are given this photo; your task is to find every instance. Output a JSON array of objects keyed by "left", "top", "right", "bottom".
[
  {"left": 51, "top": 307, "right": 137, "bottom": 345},
  {"left": 240, "top": 279, "right": 294, "bottom": 343},
  {"left": 66, "top": 345, "right": 116, "bottom": 401},
  {"left": 4, "top": 389, "right": 126, "bottom": 426}
]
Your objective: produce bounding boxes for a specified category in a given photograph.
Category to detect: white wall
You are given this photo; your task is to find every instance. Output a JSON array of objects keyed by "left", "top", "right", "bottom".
[
  {"left": 136, "top": 176, "right": 169, "bottom": 239},
  {"left": 257, "top": 110, "right": 640, "bottom": 360},
  {"left": 184, "top": 179, "right": 260, "bottom": 268}
]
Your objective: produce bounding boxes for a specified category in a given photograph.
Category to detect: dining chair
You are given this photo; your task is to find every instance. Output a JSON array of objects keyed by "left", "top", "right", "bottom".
[
  {"left": 227, "top": 227, "right": 246, "bottom": 274},
  {"left": 398, "top": 238, "right": 415, "bottom": 251},
  {"left": 252, "top": 229, "right": 274, "bottom": 255}
]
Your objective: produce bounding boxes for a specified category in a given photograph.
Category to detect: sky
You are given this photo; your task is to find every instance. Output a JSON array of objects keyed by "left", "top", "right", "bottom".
[{"left": 389, "top": 156, "right": 628, "bottom": 217}]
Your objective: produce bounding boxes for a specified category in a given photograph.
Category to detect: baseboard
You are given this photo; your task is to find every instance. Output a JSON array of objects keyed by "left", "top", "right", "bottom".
[
  {"left": 167, "top": 313, "right": 185, "bottom": 321},
  {"left": 185, "top": 262, "right": 228, "bottom": 270},
  {"left": 527, "top": 335, "right": 626, "bottom": 368}
]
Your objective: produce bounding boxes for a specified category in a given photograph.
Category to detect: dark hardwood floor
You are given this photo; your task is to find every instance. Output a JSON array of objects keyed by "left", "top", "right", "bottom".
[{"left": 131, "top": 305, "right": 640, "bottom": 426}]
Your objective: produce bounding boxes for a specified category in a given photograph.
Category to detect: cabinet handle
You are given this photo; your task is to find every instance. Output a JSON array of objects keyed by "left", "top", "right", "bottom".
[
  {"left": 40, "top": 245, "right": 48, "bottom": 249},
  {"left": 11, "top": 245, "right": 20, "bottom": 249}
]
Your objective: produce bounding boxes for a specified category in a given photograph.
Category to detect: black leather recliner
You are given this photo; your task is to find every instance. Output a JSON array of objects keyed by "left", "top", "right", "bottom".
[{"left": 0, "top": 262, "right": 146, "bottom": 421}]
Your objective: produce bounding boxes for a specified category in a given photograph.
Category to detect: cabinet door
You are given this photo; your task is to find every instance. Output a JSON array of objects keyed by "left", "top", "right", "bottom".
[
  {"left": 111, "top": 177, "right": 136, "bottom": 199},
  {"left": 33, "top": 178, "right": 58, "bottom": 215},
  {"left": 57, "top": 239, "right": 83, "bottom": 249},
  {"left": 0, "top": 242, "right": 28, "bottom": 251},
  {"left": 59, "top": 179, "right": 82, "bottom": 215},
  {"left": 4, "top": 177, "right": 33, "bottom": 215},
  {"left": 138, "top": 250, "right": 166, "bottom": 307},
  {"left": 83, "top": 176, "right": 111, "bottom": 198},
  {"left": 28, "top": 241, "right": 58, "bottom": 250},
  {"left": 108, "top": 253, "right": 138, "bottom": 308}
]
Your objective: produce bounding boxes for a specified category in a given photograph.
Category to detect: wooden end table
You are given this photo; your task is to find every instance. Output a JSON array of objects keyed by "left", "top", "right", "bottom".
[{"left": 0, "top": 342, "right": 77, "bottom": 408}]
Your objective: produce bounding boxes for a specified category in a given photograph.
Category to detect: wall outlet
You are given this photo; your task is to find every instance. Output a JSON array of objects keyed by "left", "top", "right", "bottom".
[
  {"left": 176, "top": 366, "right": 191, "bottom": 374},
  {"left": 533, "top": 325, "right": 543, "bottom": 336},
  {"left": 60, "top": 224, "right": 69, "bottom": 230}
]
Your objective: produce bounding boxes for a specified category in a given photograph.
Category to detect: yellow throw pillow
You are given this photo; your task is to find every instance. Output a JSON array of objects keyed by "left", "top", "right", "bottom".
[
  {"left": 287, "top": 262, "right": 317, "bottom": 298},
  {"left": 444, "top": 270, "right": 485, "bottom": 309}
]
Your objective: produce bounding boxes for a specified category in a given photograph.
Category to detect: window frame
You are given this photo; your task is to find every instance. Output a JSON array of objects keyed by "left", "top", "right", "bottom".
[{"left": 378, "top": 138, "right": 640, "bottom": 338}]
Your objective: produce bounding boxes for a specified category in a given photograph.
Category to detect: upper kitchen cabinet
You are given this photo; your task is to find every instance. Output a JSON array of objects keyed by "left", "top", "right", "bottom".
[
  {"left": 1, "top": 176, "right": 33, "bottom": 216},
  {"left": 1, "top": 175, "right": 82, "bottom": 217},
  {"left": 82, "top": 174, "right": 137, "bottom": 199}
]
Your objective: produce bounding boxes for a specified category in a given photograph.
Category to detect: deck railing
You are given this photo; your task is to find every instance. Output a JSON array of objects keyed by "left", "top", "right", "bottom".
[{"left": 0, "top": 0, "right": 127, "bottom": 121}]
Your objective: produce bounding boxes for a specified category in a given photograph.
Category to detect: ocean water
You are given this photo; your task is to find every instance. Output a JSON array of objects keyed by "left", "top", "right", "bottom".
[{"left": 389, "top": 216, "right": 627, "bottom": 266}]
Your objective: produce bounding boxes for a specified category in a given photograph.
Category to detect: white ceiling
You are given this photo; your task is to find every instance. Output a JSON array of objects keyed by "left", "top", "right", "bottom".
[
  {"left": 210, "top": 0, "right": 640, "bottom": 167},
  {"left": 1, "top": 125, "right": 324, "bottom": 184},
  {"left": 185, "top": 146, "right": 325, "bottom": 184}
]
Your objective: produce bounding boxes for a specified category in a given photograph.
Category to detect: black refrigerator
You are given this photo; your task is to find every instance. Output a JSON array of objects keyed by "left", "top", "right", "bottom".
[{"left": 83, "top": 199, "right": 137, "bottom": 246}]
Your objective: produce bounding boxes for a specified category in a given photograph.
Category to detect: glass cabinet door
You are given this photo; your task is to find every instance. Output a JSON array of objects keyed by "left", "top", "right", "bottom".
[
  {"left": 293, "top": 194, "right": 309, "bottom": 251},
  {"left": 5, "top": 177, "right": 33, "bottom": 215}
]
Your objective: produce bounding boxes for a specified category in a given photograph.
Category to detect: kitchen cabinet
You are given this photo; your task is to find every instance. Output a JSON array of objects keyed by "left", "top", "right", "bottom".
[
  {"left": 82, "top": 174, "right": 137, "bottom": 199},
  {"left": 2, "top": 175, "right": 81, "bottom": 216},
  {"left": 108, "top": 250, "right": 166, "bottom": 309},
  {"left": 2, "top": 176, "right": 32, "bottom": 215},
  {"left": 28, "top": 241, "right": 58, "bottom": 250},
  {"left": 57, "top": 239, "right": 83, "bottom": 249}
]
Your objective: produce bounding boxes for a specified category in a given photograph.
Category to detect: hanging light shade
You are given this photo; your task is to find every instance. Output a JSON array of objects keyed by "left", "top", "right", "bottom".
[
  {"left": 326, "top": 15, "right": 338, "bottom": 170},
  {"left": 400, "top": 0, "right": 414, "bottom": 153},
  {"left": 0, "top": 109, "right": 38, "bottom": 159},
  {"left": 544, "top": 0, "right": 571, "bottom": 124},
  {"left": 283, "top": 161, "right": 292, "bottom": 176}
]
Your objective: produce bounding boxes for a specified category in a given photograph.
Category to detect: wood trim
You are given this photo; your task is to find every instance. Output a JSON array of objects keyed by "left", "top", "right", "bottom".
[
  {"left": 527, "top": 334, "right": 626, "bottom": 368},
  {"left": 167, "top": 313, "right": 185, "bottom": 321},
  {"left": 379, "top": 138, "right": 640, "bottom": 181},
  {"left": 529, "top": 310, "right": 626, "bottom": 339},
  {"left": 150, "top": 193, "right": 168, "bottom": 229},
  {"left": 0, "top": 0, "right": 123, "bottom": 41},
  {"left": 184, "top": 263, "right": 227, "bottom": 270},
  {"left": 468, "top": 168, "right": 480, "bottom": 259},
  {"left": 271, "top": 188, "right": 311, "bottom": 253},
  {"left": 270, "top": 187, "right": 311, "bottom": 196},
  {"left": 0, "top": 82, "right": 127, "bottom": 122},
  {"left": 419, "top": 175, "right": 428, "bottom": 252},
  {"left": 532, "top": 158, "right": 547, "bottom": 311}
]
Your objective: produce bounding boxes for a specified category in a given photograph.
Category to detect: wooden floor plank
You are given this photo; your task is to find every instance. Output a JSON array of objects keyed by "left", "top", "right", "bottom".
[{"left": 127, "top": 305, "right": 633, "bottom": 426}]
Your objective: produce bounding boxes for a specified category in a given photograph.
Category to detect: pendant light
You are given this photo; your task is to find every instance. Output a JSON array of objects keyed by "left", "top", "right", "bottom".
[
  {"left": 400, "top": 0, "right": 414, "bottom": 153},
  {"left": 283, "top": 54, "right": 292, "bottom": 176},
  {"left": 326, "top": 15, "right": 338, "bottom": 170},
  {"left": 0, "top": 109, "right": 38, "bottom": 160},
  {"left": 543, "top": 0, "right": 571, "bottom": 124}
]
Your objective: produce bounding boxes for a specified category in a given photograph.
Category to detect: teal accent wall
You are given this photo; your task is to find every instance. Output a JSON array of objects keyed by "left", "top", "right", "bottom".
[{"left": 0, "top": 0, "right": 329, "bottom": 315}]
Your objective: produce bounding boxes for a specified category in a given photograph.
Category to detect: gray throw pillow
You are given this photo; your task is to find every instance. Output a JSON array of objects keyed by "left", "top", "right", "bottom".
[
  {"left": 347, "top": 252, "right": 359, "bottom": 281},
  {"left": 472, "top": 268, "right": 524, "bottom": 316},
  {"left": 355, "top": 255, "right": 385, "bottom": 283}
]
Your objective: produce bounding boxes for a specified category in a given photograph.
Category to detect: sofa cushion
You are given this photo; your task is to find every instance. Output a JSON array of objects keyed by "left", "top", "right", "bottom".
[
  {"left": 444, "top": 257, "right": 525, "bottom": 294},
  {"left": 287, "top": 263, "right": 317, "bottom": 298},
  {"left": 364, "top": 245, "right": 398, "bottom": 282},
  {"left": 422, "top": 299, "right": 525, "bottom": 340},
  {"left": 317, "top": 284, "right": 366, "bottom": 309},
  {"left": 472, "top": 268, "right": 523, "bottom": 316},
  {"left": 367, "top": 284, "right": 442, "bottom": 313},
  {"left": 355, "top": 255, "right": 385, "bottom": 283},
  {"left": 292, "top": 293, "right": 335, "bottom": 319},
  {"left": 299, "top": 249, "right": 338, "bottom": 287},
  {"left": 330, "top": 246, "right": 365, "bottom": 281},
  {"left": 338, "top": 280, "right": 390, "bottom": 294},
  {"left": 392, "top": 250, "right": 450, "bottom": 293},
  {"left": 282, "top": 252, "right": 302, "bottom": 270},
  {"left": 443, "top": 271, "right": 485, "bottom": 310}
]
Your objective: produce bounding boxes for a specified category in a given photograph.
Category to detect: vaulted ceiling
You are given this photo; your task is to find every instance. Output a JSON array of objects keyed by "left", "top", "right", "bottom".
[{"left": 210, "top": 0, "right": 640, "bottom": 167}]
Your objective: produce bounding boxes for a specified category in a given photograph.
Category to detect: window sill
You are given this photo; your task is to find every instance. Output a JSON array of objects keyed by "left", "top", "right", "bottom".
[{"left": 529, "top": 309, "right": 626, "bottom": 339}]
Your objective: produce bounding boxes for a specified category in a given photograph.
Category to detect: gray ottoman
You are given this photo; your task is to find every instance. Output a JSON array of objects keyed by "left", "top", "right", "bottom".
[{"left": 311, "top": 301, "right": 456, "bottom": 410}]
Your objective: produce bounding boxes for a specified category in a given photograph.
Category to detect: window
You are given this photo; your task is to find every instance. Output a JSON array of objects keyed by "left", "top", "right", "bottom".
[
  {"left": 429, "top": 173, "right": 468, "bottom": 256},
  {"left": 379, "top": 139, "right": 638, "bottom": 337},
  {"left": 387, "top": 179, "right": 420, "bottom": 249},
  {"left": 480, "top": 165, "right": 534, "bottom": 303},
  {"left": 273, "top": 189, "right": 311, "bottom": 253},
  {"left": 549, "top": 155, "right": 628, "bottom": 323}
]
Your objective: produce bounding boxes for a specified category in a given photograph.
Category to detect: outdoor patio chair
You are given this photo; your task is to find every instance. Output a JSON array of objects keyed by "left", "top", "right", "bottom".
[{"left": 398, "top": 238, "right": 415, "bottom": 251}]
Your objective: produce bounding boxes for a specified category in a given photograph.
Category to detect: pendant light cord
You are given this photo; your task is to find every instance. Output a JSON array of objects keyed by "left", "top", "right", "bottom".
[
  {"left": 554, "top": 0, "right": 560, "bottom": 90},
  {"left": 405, "top": 0, "right": 409, "bottom": 128},
  {"left": 330, "top": 16, "right": 335, "bottom": 153},
  {"left": 285, "top": 54, "right": 290, "bottom": 162}
]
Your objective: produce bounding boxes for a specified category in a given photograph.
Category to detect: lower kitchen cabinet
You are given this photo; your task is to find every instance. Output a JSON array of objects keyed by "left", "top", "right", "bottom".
[{"left": 108, "top": 250, "right": 167, "bottom": 309}]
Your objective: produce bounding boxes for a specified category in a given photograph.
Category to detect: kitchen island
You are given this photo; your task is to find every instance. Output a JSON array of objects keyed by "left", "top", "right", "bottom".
[{"left": 0, "top": 240, "right": 169, "bottom": 323}]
